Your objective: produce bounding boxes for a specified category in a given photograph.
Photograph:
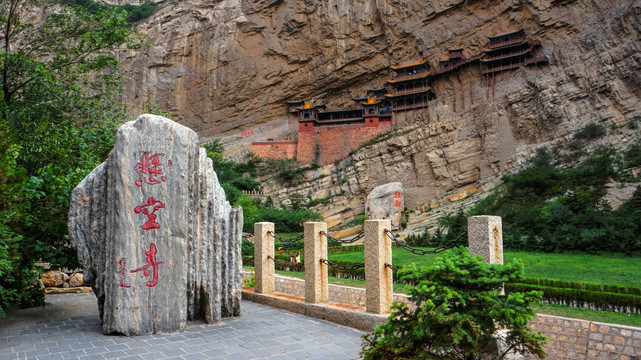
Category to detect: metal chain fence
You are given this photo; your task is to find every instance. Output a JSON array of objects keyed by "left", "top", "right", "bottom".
[
  {"left": 267, "top": 255, "right": 304, "bottom": 271},
  {"left": 320, "top": 258, "right": 365, "bottom": 271},
  {"left": 320, "top": 231, "right": 364, "bottom": 244},
  {"left": 267, "top": 231, "right": 304, "bottom": 243},
  {"left": 384, "top": 229, "right": 467, "bottom": 256},
  {"left": 385, "top": 263, "right": 398, "bottom": 272}
]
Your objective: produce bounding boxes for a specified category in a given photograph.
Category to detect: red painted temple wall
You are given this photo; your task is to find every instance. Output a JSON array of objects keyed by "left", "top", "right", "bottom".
[
  {"left": 297, "top": 124, "right": 391, "bottom": 165},
  {"left": 250, "top": 141, "right": 299, "bottom": 161}
]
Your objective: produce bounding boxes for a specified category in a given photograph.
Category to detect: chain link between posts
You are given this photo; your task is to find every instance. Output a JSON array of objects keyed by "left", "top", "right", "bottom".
[
  {"left": 385, "top": 263, "right": 398, "bottom": 272},
  {"left": 267, "top": 255, "right": 304, "bottom": 270},
  {"left": 319, "top": 258, "right": 365, "bottom": 271},
  {"left": 384, "top": 229, "right": 467, "bottom": 256},
  {"left": 267, "top": 231, "right": 304, "bottom": 243},
  {"left": 320, "top": 231, "right": 364, "bottom": 244}
]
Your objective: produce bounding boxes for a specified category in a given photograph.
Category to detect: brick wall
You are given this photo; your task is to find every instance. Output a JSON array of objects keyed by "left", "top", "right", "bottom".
[
  {"left": 526, "top": 315, "right": 641, "bottom": 360},
  {"left": 242, "top": 272, "right": 641, "bottom": 359},
  {"left": 297, "top": 124, "right": 391, "bottom": 165},
  {"left": 250, "top": 141, "right": 298, "bottom": 161}
]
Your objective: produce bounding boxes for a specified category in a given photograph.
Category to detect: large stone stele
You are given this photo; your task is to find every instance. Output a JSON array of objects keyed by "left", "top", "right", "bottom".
[
  {"left": 68, "top": 114, "right": 243, "bottom": 335},
  {"left": 365, "top": 182, "right": 404, "bottom": 230}
]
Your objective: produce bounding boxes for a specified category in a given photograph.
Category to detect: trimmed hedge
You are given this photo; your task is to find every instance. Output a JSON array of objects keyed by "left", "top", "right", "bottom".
[
  {"left": 506, "top": 283, "right": 641, "bottom": 314},
  {"left": 519, "top": 277, "right": 641, "bottom": 296}
]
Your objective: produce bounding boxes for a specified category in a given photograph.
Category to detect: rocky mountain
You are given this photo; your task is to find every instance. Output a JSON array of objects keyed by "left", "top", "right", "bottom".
[{"left": 119, "top": 0, "right": 641, "bottom": 227}]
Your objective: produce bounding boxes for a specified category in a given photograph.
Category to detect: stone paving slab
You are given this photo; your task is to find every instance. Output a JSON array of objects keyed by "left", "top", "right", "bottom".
[{"left": 0, "top": 293, "right": 365, "bottom": 360}]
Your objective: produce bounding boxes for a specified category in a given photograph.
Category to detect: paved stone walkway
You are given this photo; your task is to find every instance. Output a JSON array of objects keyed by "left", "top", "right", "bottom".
[{"left": 0, "top": 293, "right": 365, "bottom": 360}]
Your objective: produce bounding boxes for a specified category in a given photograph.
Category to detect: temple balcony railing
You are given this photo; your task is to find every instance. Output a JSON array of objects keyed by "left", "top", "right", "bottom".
[
  {"left": 392, "top": 102, "right": 429, "bottom": 111},
  {"left": 388, "top": 86, "right": 432, "bottom": 96},
  {"left": 482, "top": 56, "right": 548, "bottom": 75},
  {"left": 317, "top": 116, "right": 363, "bottom": 123},
  {"left": 436, "top": 60, "right": 467, "bottom": 74},
  {"left": 389, "top": 70, "right": 430, "bottom": 82},
  {"left": 486, "top": 36, "right": 526, "bottom": 50},
  {"left": 482, "top": 46, "right": 533, "bottom": 62}
]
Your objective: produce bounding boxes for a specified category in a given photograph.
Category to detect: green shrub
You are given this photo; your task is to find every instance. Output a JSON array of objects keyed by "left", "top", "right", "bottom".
[
  {"left": 255, "top": 208, "right": 322, "bottom": 233},
  {"left": 624, "top": 143, "right": 641, "bottom": 168},
  {"left": 221, "top": 183, "right": 243, "bottom": 204},
  {"left": 307, "top": 196, "right": 330, "bottom": 207},
  {"left": 404, "top": 227, "right": 431, "bottom": 247},
  {"left": 361, "top": 248, "right": 546, "bottom": 360},
  {"left": 241, "top": 238, "right": 254, "bottom": 256},
  {"left": 574, "top": 123, "right": 606, "bottom": 141},
  {"left": 243, "top": 270, "right": 255, "bottom": 287}
]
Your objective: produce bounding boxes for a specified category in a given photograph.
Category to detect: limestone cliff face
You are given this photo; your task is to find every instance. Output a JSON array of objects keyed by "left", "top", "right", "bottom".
[{"left": 120, "top": 0, "right": 641, "bottom": 225}]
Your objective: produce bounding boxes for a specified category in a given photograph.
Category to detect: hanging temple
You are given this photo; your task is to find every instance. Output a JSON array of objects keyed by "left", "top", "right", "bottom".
[{"left": 250, "top": 29, "right": 547, "bottom": 165}]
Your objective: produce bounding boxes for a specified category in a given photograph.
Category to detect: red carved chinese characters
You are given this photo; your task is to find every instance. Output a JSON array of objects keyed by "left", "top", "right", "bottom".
[
  {"left": 134, "top": 197, "right": 165, "bottom": 230},
  {"left": 393, "top": 192, "right": 403, "bottom": 208},
  {"left": 118, "top": 258, "right": 131, "bottom": 288},
  {"left": 134, "top": 152, "right": 171, "bottom": 187},
  {"left": 130, "top": 243, "right": 164, "bottom": 288}
]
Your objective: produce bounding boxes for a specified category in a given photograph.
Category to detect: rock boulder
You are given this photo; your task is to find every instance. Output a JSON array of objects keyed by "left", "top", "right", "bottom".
[
  {"left": 68, "top": 114, "right": 243, "bottom": 335},
  {"left": 69, "top": 273, "right": 84, "bottom": 287},
  {"left": 41, "top": 270, "right": 68, "bottom": 287},
  {"left": 365, "top": 183, "right": 404, "bottom": 230}
]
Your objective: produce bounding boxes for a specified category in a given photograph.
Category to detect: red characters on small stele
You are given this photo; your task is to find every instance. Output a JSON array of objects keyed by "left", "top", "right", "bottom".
[
  {"left": 393, "top": 191, "right": 403, "bottom": 208},
  {"left": 134, "top": 197, "right": 165, "bottom": 230},
  {"left": 134, "top": 152, "right": 172, "bottom": 187},
  {"left": 130, "top": 243, "right": 164, "bottom": 288}
]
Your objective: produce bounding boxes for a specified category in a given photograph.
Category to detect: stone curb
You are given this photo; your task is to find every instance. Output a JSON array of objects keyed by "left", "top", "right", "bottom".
[
  {"left": 45, "top": 286, "right": 93, "bottom": 294},
  {"left": 242, "top": 288, "right": 388, "bottom": 331}
]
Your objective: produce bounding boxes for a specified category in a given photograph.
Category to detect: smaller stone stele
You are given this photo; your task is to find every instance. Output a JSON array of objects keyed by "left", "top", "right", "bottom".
[
  {"left": 41, "top": 270, "right": 69, "bottom": 287},
  {"left": 365, "top": 182, "right": 404, "bottom": 229},
  {"left": 68, "top": 114, "right": 243, "bottom": 335}
]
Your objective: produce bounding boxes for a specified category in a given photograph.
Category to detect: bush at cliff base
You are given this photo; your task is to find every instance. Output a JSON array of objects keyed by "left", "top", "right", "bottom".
[{"left": 360, "top": 247, "right": 547, "bottom": 360}]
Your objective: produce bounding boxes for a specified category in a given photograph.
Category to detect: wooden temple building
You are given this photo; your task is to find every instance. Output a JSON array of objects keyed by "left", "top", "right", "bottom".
[
  {"left": 252, "top": 29, "right": 547, "bottom": 165},
  {"left": 480, "top": 29, "right": 548, "bottom": 75},
  {"left": 384, "top": 59, "right": 436, "bottom": 112}
]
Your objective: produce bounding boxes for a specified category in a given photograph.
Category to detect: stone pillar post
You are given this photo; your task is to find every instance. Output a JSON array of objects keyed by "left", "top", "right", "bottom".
[
  {"left": 304, "top": 222, "right": 328, "bottom": 303},
  {"left": 254, "top": 222, "right": 274, "bottom": 294},
  {"left": 467, "top": 216, "right": 503, "bottom": 265},
  {"left": 364, "top": 219, "right": 393, "bottom": 314}
]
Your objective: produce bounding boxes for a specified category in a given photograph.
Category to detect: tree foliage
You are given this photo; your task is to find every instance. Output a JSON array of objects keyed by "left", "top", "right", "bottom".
[
  {"left": 361, "top": 248, "right": 547, "bottom": 360},
  {"left": 203, "top": 141, "right": 322, "bottom": 233},
  {"left": 458, "top": 147, "right": 641, "bottom": 254},
  {"left": 0, "top": 0, "right": 132, "bottom": 314}
]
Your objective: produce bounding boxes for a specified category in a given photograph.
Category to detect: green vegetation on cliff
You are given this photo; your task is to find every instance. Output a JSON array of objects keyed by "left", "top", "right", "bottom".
[
  {"left": 440, "top": 136, "right": 641, "bottom": 254},
  {"left": 66, "top": 0, "right": 161, "bottom": 23},
  {"left": 204, "top": 142, "right": 322, "bottom": 233}
]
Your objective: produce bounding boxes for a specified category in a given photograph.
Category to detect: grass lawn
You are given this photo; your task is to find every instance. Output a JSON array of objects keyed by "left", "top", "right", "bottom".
[{"left": 327, "top": 248, "right": 641, "bottom": 289}]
